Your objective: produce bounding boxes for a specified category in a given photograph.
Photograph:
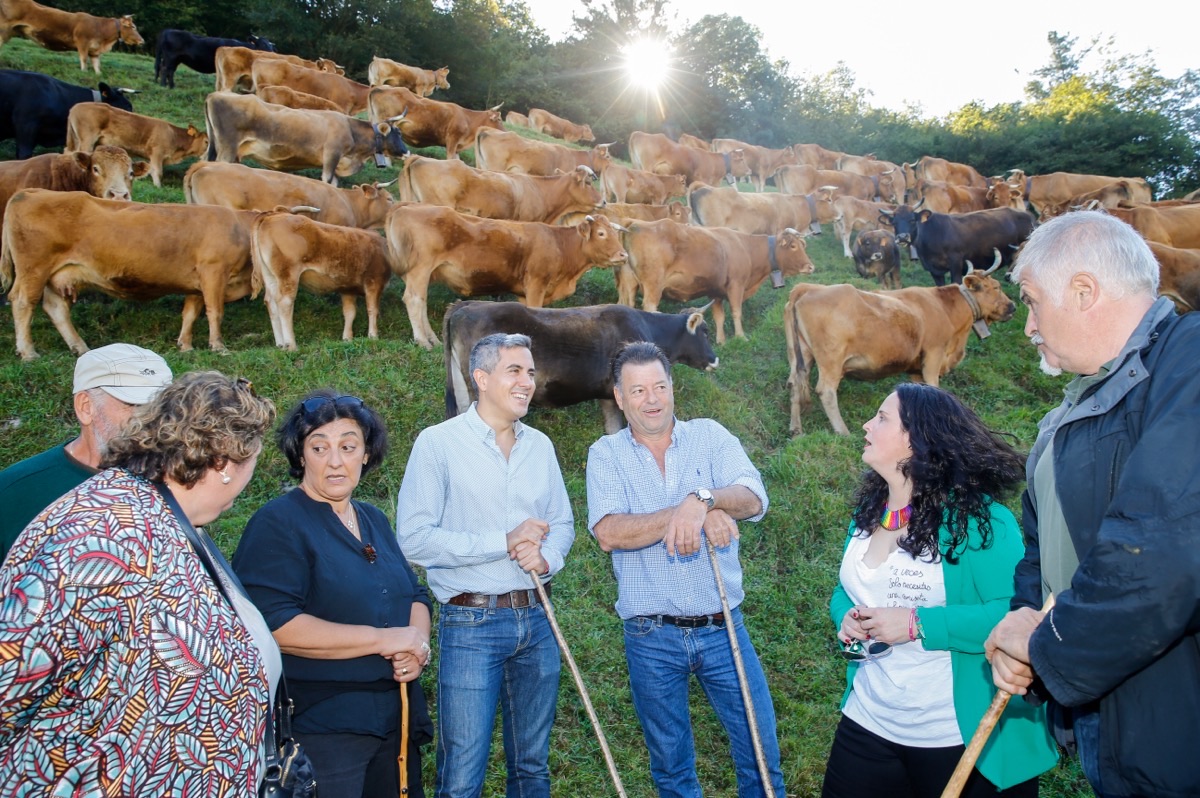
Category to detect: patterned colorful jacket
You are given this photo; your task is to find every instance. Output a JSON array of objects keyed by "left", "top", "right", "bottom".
[{"left": 0, "top": 468, "right": 268, "bottom": 797}]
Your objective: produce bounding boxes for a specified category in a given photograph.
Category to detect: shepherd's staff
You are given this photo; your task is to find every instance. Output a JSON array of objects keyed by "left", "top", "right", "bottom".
[
  {"left": 397, "top": 681, "right": 410, "bottom": 796},
  {"left": 530, "top": 573, "right": 629, "bottom": 798},
  {"left": 940, "top": 594, "right": 1056, "bottom": 798},
  {"left": 705, "top": 537, "right": 777, "bottom": 798}
]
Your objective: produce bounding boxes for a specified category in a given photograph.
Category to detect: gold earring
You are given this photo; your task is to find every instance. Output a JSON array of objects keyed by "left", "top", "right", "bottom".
[{"left": 219, "top": 469, "right": 231, "bottom": 485}]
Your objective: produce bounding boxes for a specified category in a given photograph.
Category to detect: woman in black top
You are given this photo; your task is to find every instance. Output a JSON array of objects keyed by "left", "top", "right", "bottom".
[{"left": 234, "top": 390, "right": 432, "bottom": 798}]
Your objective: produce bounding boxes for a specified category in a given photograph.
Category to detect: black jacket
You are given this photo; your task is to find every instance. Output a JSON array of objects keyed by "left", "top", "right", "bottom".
[{"left": 1012, "top": 298, "right": 1200, "bottom": 798}]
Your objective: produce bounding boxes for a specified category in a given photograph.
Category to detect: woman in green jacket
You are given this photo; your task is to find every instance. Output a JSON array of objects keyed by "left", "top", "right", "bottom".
[{"left": 822, "top": 383, "right": 1057, "bottom": 798}]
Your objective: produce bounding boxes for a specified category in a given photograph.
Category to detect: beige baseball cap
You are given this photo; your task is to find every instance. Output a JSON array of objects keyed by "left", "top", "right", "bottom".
[{"left": 73, "top": 343, "right": 173, "bottom": 405}]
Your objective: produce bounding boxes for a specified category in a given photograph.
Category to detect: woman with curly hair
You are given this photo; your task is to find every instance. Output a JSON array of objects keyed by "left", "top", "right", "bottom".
[
  {"left": 821, "top": 383, "right": 1058, "bottom": 798},
  {"left": 0, "top": 371, "right": 278, "bottom": 797}
]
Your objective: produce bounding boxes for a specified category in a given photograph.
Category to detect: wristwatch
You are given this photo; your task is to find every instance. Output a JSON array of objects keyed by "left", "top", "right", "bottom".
[{"left": 693, "top": 488, "right": 715, "bottom": 509}]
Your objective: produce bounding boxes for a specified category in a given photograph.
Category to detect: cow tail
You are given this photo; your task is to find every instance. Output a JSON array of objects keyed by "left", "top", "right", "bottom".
[
  {"left": 443, "top": 302, "right": 460, "bottom": 418},
  {"left": 474, "top": 128, "right": 490, "bottom": 171},
  {"left": 249, "top": 212, "right": 272, "bottom": 299},
  {"left": 203, "top": 95, "right": 218, "bottom": 162},
  {"left": 0, "top": 211, "right": 16, "bottom": 296},
  {"left": 398, "top": 156, "right": 416, "bottom": 203},
  {"left": 689, "top": 184, "right": 709, "bottom": 226},
  {"left": 784, "top": 285, "right": 818, "bottom": 410}
]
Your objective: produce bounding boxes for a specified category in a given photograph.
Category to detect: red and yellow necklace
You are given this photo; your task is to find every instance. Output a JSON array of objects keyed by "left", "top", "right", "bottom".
[{"left": 881, "top": 504, "right": 913, "bottom": 531}]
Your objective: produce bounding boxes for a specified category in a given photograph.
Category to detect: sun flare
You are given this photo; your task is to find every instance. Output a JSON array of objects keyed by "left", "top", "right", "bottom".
[{"left": 623, "top": 38, "right": 671, "bottom": 92}]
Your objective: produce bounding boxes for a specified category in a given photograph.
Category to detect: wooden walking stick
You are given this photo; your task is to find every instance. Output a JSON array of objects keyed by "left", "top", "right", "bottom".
[
  {"left": 398, "top": 681, "right": 410, "bottom": 797},
  {"left": 705, "top": 538, "right": 777, "bottom": 798},
  {"left": 940, "top": 594, "right": 1056, "bottom": 798},
  {"left": 530, "top": 573, "right": 629, "bottom": 798}
]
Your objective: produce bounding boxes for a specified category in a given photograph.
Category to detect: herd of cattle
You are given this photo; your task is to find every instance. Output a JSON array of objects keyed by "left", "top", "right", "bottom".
[{"left": 1, "top": 1, "right": 1199, "bottom": 435}]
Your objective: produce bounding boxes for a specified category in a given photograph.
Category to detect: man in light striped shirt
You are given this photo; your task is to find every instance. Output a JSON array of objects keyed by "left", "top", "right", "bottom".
[
  {"left": 587, "top": 341, "right": 785, "bottom": 798},
  {"left": 396, "top": 333, "right": 574, "bottom": 798}
]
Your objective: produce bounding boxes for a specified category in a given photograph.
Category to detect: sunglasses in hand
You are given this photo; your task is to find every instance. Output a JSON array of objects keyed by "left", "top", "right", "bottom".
[{"left": 838, "top": 638, "right": 892, "bottom": 662}]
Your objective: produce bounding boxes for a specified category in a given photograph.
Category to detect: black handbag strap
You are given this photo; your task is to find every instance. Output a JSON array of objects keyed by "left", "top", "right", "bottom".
[{"left": 152, "top": 481, "right": 294, "bottom": 765}]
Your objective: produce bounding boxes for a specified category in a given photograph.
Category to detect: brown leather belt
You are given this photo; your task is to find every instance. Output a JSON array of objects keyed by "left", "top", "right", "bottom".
[
  {"left": 651, "top": 612, "right": 726, "bottom": 628},
  {"left": 446, "top": 583, "right": 551, "bottom": 609}
]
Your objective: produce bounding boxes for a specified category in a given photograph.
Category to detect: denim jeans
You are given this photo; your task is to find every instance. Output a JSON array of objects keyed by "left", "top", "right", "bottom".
[
  {"left": 435, "top": 603, "right": 560, "bottom": 798},
  {"left": 1073, "top": 708, "right": 1106, "bottom": 797},
  {"left": 623, "top": 607, "right": 786, "bottom": 798}
]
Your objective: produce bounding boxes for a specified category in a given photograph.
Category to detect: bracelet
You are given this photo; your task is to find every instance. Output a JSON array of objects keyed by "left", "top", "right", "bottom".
[{"left": 908, "top": 607, "right": 917, "bottom": 642}]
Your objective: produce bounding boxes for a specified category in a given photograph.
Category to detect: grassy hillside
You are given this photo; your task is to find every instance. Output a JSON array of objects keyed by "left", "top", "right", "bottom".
[{"left": 0, "top": 39, "right": 1092, "bottom": 797}]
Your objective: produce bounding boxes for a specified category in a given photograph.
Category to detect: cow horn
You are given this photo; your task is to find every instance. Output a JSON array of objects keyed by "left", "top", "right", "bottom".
[
  {"left": 982, "top": 248, "right": 1003, "bottom": 275},
  {"left": 117, "top": 87, "right": 138, "bottom": 94},
  {"left": 783, "top": 227, "right": 800, "bottom": 237},
  {"left": 375, "top": 177, "right": 399, "bottom": 188},
  {"left": 913, "top": 197, "right": 925, "bottom": 211},
  {"left": 387, "top": 109, "right": 408, "bottom": 122},
  {"left": 694, "top": 300, "right": 715, "bottom": 315},
  {"left": 490, "top": 103, "right": 503, "bottom": 111}
]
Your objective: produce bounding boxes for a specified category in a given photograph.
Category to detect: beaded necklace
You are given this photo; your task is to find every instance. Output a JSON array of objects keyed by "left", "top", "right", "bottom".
[{"left": 880, "top": 504, "right": 913, "bottom": 531}]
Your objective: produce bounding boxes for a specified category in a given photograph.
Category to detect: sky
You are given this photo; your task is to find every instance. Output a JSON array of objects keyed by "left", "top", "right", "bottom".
[{"left": 516, "top": 0, "right": 1195, "bottom": 118}]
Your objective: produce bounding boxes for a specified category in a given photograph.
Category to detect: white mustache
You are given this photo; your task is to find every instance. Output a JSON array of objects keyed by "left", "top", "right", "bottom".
[{"left": 1030, "top": 333, "right": 1046, "bottom": 346}]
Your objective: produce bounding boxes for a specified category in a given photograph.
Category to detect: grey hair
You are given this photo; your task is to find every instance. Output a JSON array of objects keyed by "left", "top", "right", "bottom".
[
  {"left": 469, "top": 333, "right": 532, "bottom": 392},
  {"left": 612, "top": 341, "right": 672, "bottom": 390},
  {"left": 1010, "top": 210, "right": 1159, "bottom": 306}
]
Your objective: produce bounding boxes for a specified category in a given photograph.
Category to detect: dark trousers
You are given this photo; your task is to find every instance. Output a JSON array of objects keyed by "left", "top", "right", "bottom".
[
  {"left": 295, "top": 728, "right": 425, "bottom": 798},
  {"left": 822, "top": 714, "right": 1038, "bottom": 798}
]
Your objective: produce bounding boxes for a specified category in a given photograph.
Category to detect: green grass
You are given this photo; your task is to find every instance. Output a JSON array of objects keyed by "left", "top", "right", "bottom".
[{"left": 0, "top": 38, "right": 1093, "bottom": 797}]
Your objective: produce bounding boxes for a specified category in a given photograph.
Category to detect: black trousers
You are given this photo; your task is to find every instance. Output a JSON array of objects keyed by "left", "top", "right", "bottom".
[
  {"left": 821, "top": 714, "right": 1038, "bottom": 798},
  {"left": 295, "top": 727, "right": 425, "bottom": 798}
]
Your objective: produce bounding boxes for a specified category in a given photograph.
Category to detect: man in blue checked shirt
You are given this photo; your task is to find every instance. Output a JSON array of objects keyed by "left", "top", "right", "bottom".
[
  {"left": 397, "top": 332, "right": 574, "bottom": 798},
  {"left": 587, "top": 340, "right": 786, "bottom": 798}
]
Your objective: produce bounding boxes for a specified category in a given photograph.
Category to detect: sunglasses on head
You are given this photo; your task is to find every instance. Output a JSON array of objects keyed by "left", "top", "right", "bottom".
[
  {"left": 838, "top": 638, "right": 892, "bottom": 662},
  {"left": 301, "top": 394, "right": 365, "bottom": 417}
]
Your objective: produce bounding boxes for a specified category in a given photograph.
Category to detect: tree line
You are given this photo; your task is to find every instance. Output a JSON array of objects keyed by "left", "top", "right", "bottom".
[{"left": 59, "top": 0, "right": 1200, "bottom": 195}]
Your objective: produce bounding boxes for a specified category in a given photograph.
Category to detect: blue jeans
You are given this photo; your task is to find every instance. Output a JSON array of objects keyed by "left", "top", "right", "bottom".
[
  {"left": 435, "top": 604, "right": 560, "bottom": 798},
  {"left": 623, "top": 607, "right": 786, "bottom": 798},
  {"left": 1073, "top": 709, "right": 1106, "bottom": 797}
]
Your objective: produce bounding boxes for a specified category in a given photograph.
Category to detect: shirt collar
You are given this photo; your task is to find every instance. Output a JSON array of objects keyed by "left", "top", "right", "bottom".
[
  {"left": 1063, "top": 296, "right": 1174, "bottom": 401},
  {"left": 465, "top": 402, "right": 525, "bottom": 443},
  {"left": 617, "top": 417, "right": 681, "bottom": 451}
]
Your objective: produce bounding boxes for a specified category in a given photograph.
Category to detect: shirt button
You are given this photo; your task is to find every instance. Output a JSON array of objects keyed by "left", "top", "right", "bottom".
[
  {"left": 382, "top": 589, "right": 388, "bottom": 594},
  {"left": 383, "top": 622, "right": 390, "bottom": 627}
]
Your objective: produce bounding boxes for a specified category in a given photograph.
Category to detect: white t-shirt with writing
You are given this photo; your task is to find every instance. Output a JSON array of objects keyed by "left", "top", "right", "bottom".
[{"left": 839, "top": 530, "right": 961, "bottom": 747}]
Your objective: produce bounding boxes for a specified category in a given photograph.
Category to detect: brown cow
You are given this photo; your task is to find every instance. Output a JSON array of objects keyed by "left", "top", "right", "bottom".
[
  {"left": 0, "top": 0, "right": 141, "bottom": 73},
  {"left": 204, "top": 92, "right": 408, "bottom": 186},
  {"left": 397, "top": 155, "right": 602, "bottom": 224},
  {"left": 677, "top": 133, "right": 711, "bottom": 151},
  {"left": 852, "top": 229, "right": 902, "bottom": 289},
  {"left": 251, "top": 211, "right": 392, "bottom": 349},
  {"left": 212, "top": 46, "right": 336, "bottom": 93},
  {"left": 1105, "top": 204, "right": 1200, "bottom": 249},
  {"left": 474, "top": 128, "right": 612, "bottom": 176},
  {"left": 1039, "top": 179, "right": 1158, "bottom": 220},
  {"left": 559, "top": 202, "right": 691, "bottom": 227},
  {"left": 0, "top": 145, "right": 147, "bottom": 231},
  {"left": 2, "top": 189, "right": 260, "bottom": 360},
  {"left": 367, "top": 57, "right": 449, "bottom": 96},
  {"left": 711, "top": 138, "right": 798, "bottom": 192},
  {"left": 184, "top": 161, "right": 396, "bottom": 229},
  {"left": 600, "top": 162, "right": 685, "bottom": 205},
  {"left": 368, "top": 85, "right": 503, "bottom": 160},
  {"left": 836, "top": 155, "right": 905, "bottom": 203},
  {"left": 527, "top": 108, "right": 594, "bottom": 144},
  {"left": 832, "top": 195, "right": 899, "bottom": 258},
  {"left": 1146, "top": 242, "right": 1200, "bottom": 313},
  {"left": 911, "top": 179, "right": 989, "bottom": 214},
  {"left": 65, "top": 102, "right": 207, "bottom": 188},
  {"left": 985, "top": 180, "right": 1026, "bottom": 210},
  {"left": 384, "top": 205, "right": 628, "bottom": 348},
  {"left": 505, "top": 111, "right": 530, "bottom": 128},
  {"left": 793, "top": 143, "right": 845, "bottom": 170},
  {"left": 691, "top": 183, "right": 836, "bottom": 237},
  {"left": 256, "top": 84, "right": 342, "bottom": 113},
  {"left": 619, "top": 220, "right": 813, "bottom": 343},
  {"left": 903, "top": 156, "right": 988, "bottom": 189},
  {"left": 784, "top": 256, "right": 1014, "bottom": 434},
  {"left": 774, "top": 165, "right": 876, "bottom": 201},
  {"left": 1183, "top": 188, "right": 1200, "bottom": 202},
  {"left": 629, "top": 131, "right": 750, "bottom": 187},
  {"left": 1008, "top": 169, "right": 1153, "bottom": 215},
  {"left": 251, "top": 58, "right": 371, "bottom": 116}
]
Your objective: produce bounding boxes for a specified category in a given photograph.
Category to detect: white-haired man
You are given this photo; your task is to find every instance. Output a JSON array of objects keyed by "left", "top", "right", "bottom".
[{"left": 986, "top": 210, "right": 1200, "bottom": 797}]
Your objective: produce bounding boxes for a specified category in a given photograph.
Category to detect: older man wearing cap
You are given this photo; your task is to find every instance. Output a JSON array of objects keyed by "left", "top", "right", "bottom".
[{"left": 0, "top": 343, "right": 172, "bottom": 561}]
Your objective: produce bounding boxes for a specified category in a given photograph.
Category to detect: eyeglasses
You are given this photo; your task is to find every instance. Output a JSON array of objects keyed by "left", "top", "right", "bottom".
[
  {"left": 300, "top": 394, "right": 365, "bottom": 417},
  {"left": 838, "top": 638, "right": 892, "bottom": 662}
]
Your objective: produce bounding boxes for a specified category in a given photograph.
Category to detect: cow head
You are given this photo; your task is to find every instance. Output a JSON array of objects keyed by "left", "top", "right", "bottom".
[
  {"left": 961, "top": 262, "right": 1016, "bottom": 324},
  {"left": 576, "top": 214, "right": 628, "bottom": 266},
  {"left": 667, "top": 202, "right": 691, "bottom": 224},
  {"left": 727, "top": 149, "right": 751, "bottom": 181},
  {"left": 77, "top": 145, "right": 149, "bottom": 201},
  {"left": 316, "top": 58, "right": 346, "bottom": 75},
  {"left": 569, "top": 166, "right": 604, "bottom": 207},
  {"left": 248, "top": 35, "right": 277, "bottom": 52},
  {"left": 853, "top": 230, "right": 898, "bottom": 280},
  {"left": 676, "top": 307, "right": 719, "bottom": 371},
  {"left": 373, "top": 121, "right": 409, "bottom": 164},
  {"left": 118, "top": 15, "right": 143, "bottom": 47},
  {"left": 98, "top": 83, "right": 134, "bottom": 113},
  {"left": 355, "top": 183, "right": 396, "bottom": 227},
  {"left": 435, "top": 67, "right": 451, "bottom": 91},
  {"left": 884, "top": 205, "right": 919, "bottom": 245},
  {"left": 774, "top": 228, "right": 815, "bottom": 279},
  {"left": 877, "top": 169, "right": 904, "bottom": 204},
  {"left": 591, "top": 143, "right": 615, "bottom": 173},
  {"left": 183, "top": 124, "right": 209, "bottom": 158},
  {"left": 577, "top": 123, "right": 596, "bottom": 144}
]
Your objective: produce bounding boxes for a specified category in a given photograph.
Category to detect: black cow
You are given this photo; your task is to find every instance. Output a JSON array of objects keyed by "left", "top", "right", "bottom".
[
  {"left": 0, "top": 69, "right": 133, "bottom": 159},
  {"left": 154, "top": 29, "right": 276, "bottom": 88},
  {"left": 443, "top": 301, "right": 718, "bottom": 432},
  {"left": 882, "top": 204, "right": 1034, "bottom": 285},
  {"left": 852, "top": 229, "right": 902, "bottom": 289}
]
